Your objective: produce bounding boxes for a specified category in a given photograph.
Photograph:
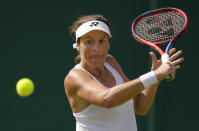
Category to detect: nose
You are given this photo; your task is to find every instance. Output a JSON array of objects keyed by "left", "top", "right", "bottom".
[{"left": 93, "top": 42, "right": 101, "bottom": 52}]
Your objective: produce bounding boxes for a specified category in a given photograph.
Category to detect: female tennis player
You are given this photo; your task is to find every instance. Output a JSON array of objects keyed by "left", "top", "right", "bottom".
[{"left": 64, "top": 15, "right": 184, "bottom": 131}]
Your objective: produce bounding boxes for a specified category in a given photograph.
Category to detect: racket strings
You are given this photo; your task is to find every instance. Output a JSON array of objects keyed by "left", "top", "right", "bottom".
[{"left": 134, "top": 10, "right": 185, "bottom": 43}]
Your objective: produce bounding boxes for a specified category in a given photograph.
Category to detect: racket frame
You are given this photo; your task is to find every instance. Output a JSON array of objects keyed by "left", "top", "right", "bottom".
[{"left": 131, "top": 7, "right": 188, "bottom": 55}]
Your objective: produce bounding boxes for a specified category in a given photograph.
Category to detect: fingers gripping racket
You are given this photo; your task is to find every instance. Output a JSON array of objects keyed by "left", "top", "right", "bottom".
[{"left": 131, "top": 8, "right": 188, "bottom": 80}]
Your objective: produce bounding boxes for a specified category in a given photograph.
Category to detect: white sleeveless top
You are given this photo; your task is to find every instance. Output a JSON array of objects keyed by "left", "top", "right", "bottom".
[{"left": 73, "top": 62, "right": 137, "bottom": 131}]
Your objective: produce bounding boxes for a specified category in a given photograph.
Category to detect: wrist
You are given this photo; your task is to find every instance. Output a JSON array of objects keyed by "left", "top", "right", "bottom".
[
  {"left": 154, "top": 70, "right": 165, "bottom": 81},
  {"left": 139, "top": 71, "right": 158, "bottom": 89}
]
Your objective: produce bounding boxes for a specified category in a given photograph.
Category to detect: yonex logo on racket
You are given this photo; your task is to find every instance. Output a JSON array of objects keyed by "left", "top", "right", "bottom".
[
  {"left": 148, "top": 27, "right": 174, "bottom": 37},
  {"left": 146, "top": 17, "right": 173, "bottom": 26},
  {"left": 146, "top": 17, "right": 174, "bottom": 37},
  {"left": 90, "top": 22, "right": 99, "bottom": 27}
]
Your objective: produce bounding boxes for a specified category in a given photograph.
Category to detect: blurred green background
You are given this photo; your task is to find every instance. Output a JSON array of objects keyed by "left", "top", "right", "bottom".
[{"left": 1, "top": 0, "right": 198, "bottom": 131}]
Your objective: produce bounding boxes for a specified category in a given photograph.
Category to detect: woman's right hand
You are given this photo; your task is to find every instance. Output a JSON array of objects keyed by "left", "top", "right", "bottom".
[{"left": 154, "top": 62, "right": 176, "bottom": 81}]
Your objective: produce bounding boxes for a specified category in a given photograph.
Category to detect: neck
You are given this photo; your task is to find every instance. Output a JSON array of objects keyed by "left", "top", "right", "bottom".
[{"left": 80, "top": 61, "right": 105, "bottom": 80}]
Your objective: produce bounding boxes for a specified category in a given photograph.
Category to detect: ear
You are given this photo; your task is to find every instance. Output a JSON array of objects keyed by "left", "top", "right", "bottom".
[
  {"left": 108, "top": 42, "right": 110, "bottom": 50},
  {"left": 76, "top": 43, "right": 80, "bottom": 51}
]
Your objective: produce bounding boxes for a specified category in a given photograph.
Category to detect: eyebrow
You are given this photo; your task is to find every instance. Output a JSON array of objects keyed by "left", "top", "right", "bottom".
[
  {"left": 100, "top": 36, "right": 108, "bottom": 39},
  {"left": 83, "top": 36, "right": 92, "bottom": 39},
  {"left": 82, "top": 35, "right": 108, "bottom": 40}
]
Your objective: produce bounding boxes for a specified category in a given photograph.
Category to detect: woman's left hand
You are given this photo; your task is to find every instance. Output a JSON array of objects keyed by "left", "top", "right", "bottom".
[{"left": 150, "top": 48, "right": 184, "bottom": 71}]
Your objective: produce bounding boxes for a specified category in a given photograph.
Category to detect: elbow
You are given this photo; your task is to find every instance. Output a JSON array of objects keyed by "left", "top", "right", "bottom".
[
  {"left": 136, "top": 109, "right": 149, "bottom": 116},
  {"left": 102, "top": 97, "right": 115, "bottom": 108},
  {"left": 139, "top": 111, "right": 148, "bottom": 116},
  {"left": 101, "top": 92, "right": 115, "bottom": 108}
]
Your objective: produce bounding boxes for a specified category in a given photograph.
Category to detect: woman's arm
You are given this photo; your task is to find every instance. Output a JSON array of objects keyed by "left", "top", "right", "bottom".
[
  {"left": 65, "top": 68, "right": 145, "bottom": 109},
  {"left": 64, "top": 50, "right": 179, "bottom": 110},
  {"left": 105, "top": 49, "right": 183, "bottom": 116},
  {"left": 133, "top": 48, "right": 184, "bottom": 116}
]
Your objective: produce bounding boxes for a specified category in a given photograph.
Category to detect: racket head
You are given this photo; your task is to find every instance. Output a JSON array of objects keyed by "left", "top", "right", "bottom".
[{"left": 131, "top": 8, "right": 188, "bottom": 50}]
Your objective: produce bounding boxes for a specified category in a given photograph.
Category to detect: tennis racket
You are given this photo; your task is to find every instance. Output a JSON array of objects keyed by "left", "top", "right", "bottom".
[{"left": 131, "top": 7, "right": 188, "bottom": 80}]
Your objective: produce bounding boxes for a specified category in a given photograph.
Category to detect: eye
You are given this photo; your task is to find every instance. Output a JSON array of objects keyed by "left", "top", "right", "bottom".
[
  {"left": 99, "top": 39, "right": 106, "bottom": 44},
  {"left": 86, "top": 40, "right": 94, "bottom": 44}
]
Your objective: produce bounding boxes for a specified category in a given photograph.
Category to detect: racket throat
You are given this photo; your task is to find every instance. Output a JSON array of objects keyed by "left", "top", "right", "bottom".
[{"left": 161, "top": 53, "right": 170, "bottom": 63}]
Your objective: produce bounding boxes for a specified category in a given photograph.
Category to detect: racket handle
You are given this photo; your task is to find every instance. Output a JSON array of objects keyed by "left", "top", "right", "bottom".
[
  {"left": 161, "top": 53, "right": 170, "bottom": 63},
  {"left": 161, "top": 54, "right": 173, "bottom": 81},
  {"left": 165, "top": 74, "right": 172, "bottom": 80}
]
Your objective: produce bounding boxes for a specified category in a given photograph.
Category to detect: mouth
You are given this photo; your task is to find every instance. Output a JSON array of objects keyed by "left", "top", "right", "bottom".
[{"left": 90, "top": 55, "right": 104, "bottom": 60}]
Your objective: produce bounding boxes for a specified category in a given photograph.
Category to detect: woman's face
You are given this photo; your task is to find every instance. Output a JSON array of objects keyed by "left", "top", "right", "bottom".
[{"left": 77, "top": 30, "right": 110, "bottom": 67}]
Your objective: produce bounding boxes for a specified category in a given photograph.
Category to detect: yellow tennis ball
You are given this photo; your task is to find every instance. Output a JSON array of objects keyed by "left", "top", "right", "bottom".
[{"left": 16, "top": 78, "right": 34, "bottom": 97}]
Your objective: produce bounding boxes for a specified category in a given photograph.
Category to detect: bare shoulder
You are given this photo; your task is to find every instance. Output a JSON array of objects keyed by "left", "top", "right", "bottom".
[
  {"left": 105, "top": 54, "right": 120, "bottom": 69},
  {"left": 105, "top": 54, "right": 129, "bottom": 82},
  {"left": 64, "top": 68, "right": 91, "bottom": 93},
  {"left": 64, "top": 68, "right": 96, "bottom": 112}
]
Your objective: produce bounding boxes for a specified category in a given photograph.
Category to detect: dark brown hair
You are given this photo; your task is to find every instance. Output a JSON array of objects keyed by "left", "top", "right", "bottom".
[{"left": 69, "top": 15, "right": 112, "bottom": 64}]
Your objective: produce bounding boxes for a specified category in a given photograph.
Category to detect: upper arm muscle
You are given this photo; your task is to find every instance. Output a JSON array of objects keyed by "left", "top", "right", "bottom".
[{"left": 65, "top": 69, "right": 108, "bottom": 107}]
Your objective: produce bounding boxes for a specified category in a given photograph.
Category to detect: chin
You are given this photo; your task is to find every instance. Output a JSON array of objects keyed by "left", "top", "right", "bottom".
[{"left": 90, "top": 60, "right": 104, "bottom": 67}]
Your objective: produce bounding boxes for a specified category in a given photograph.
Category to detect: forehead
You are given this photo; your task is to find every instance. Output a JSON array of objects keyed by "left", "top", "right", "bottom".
[{"left": 81, "top": 30, "right": 109, "bottom": 39}]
